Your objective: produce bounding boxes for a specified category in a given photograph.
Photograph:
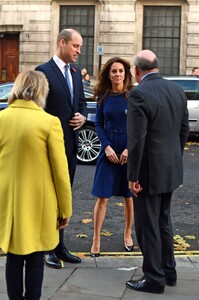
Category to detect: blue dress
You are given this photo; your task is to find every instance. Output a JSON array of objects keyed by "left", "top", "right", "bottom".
[{"left": 92, "top": 92, "right": 132, "bottom": 198}]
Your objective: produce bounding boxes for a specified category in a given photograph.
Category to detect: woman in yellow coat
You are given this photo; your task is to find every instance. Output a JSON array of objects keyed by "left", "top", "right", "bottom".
[{"left": 0, "top": 70, "right": 72, "bottom": 300}]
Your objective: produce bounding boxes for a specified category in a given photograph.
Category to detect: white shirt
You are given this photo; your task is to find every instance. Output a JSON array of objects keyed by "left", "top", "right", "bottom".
[{"left": 53, "top": 55, "right": 73, "bottom": 94}]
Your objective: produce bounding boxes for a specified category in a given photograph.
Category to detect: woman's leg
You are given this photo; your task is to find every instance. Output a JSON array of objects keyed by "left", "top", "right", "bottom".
[
  {"left": 24, "top": 252, "right": 44, "bottom": 300},
  {"left": 91, "top": 197, "right": 109, "bottom": 253},
  {"left": 123, "top": 197, "right": 134, "bottom": 247},
  {"left": 5, "top": 252, "right": 24, "bottom": 300}
]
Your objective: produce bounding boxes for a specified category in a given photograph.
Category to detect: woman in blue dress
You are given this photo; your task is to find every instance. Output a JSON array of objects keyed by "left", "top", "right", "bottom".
[{"left": 90, "top": 57, "right": 134, "bottom": 256}]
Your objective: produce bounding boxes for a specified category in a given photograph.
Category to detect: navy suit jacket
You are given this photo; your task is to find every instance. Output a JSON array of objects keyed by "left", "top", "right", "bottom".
[
  {"left": 127, "top": 73, "right": 190, "bottom": 195},
  {"left": 36, "top": 58, "right": 87, "bottom": 159}
]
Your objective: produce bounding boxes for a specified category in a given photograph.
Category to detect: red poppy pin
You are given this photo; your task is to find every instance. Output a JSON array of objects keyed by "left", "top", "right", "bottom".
[{"left": 71, "top": 67, "right": 76, "bottom": 72}]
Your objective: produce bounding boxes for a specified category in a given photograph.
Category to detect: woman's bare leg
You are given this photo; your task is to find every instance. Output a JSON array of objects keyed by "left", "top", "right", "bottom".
[
  {"left": 91, "top": 197, "right": 109, "bottom": 253},
  {"left": 123, "top": 197, "right": 134, "bottom": 247}
]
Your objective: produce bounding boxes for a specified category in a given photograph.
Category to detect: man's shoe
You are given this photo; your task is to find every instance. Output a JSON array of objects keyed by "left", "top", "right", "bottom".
[
  {"left": 126, "top": 279, "right": 164, "bottom": 294},
  {"left": 45, "top": 252, "right": 62, "bottom": 269},
  {"left": 166, "top": 277, "right": 177, "bottom": 286},
  {"left": 56, "top": 248, "right": 81, "bottom": 263}
]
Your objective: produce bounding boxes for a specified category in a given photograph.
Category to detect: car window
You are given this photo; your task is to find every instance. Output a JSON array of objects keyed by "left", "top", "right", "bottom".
[
  {"left": 0, "top": 85, "right": 12, "bottom": 100},
  {"left": 172, "top": 79, "right": 199, "bottom": 100}
]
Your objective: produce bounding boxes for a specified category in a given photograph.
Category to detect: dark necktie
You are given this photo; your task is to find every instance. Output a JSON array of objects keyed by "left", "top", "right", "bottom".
[{"left": 64, "top": 65, "right": 73, "bottom": 103}]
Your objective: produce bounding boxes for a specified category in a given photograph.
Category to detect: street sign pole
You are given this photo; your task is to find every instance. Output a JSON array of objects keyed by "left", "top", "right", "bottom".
[{"left": 97, "top": 45, "right": 104, "bottom": 73}]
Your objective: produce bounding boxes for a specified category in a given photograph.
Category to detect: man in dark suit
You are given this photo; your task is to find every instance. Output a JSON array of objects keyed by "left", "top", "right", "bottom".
[
  {"left": 126, "top": 50, "right": 189, "bottom": 293},
  {"left": 36, "top": 29, "right": 87, "bottom": 268}
]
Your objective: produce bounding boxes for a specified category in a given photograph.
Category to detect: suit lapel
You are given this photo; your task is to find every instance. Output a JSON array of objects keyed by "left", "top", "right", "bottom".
[{"left": 49, "top": 58, "right": 73, "bottom": 107}]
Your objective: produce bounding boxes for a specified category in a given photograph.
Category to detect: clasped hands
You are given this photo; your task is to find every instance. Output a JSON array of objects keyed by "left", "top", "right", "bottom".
[
  {"left": 69, "top": 112, "right": 86, "bottom": 131},
  {"left": 105, "top": 146, "right": 128, "bottom": 165}
]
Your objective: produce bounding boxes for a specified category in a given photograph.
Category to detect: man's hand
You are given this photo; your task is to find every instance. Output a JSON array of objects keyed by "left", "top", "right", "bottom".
[
  {"left": 129, "top": 181, "right": 143, "bottom": 197},
  {"left": 69, "top": 112, "right": 86, "bottom": 131},
  {"left": 57, "top": 218, "right": 70, "bottom": 230}
]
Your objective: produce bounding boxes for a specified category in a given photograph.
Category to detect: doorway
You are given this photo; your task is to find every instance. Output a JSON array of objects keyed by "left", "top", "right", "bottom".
[{"left": 0, "top": 34, "right": 19, "bottom": 83}]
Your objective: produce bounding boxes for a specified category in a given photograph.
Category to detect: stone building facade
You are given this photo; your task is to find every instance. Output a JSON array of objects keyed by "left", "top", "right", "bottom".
[{"left": 0, "top": 0, "right": 199, "bottom": 82}]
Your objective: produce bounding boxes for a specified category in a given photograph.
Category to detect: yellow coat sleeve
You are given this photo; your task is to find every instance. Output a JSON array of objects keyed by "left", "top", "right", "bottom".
[{"left": 48, "top": 117, "right": 72, "bottom": 219}]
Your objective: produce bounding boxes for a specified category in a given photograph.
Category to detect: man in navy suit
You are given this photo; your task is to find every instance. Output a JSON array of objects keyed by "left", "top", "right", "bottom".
[
  {"left": 36, "top": 29, "right": 87, "bottom": 268},
  {"left": 126, "top": 50, "right": 189, "bottom": 293}
]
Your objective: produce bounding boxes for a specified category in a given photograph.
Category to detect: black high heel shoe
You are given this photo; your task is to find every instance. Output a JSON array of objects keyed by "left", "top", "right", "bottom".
[
  {"left": 90, "top": 252, "right": 100, "bottom": 257},
  {"left": 124, "top": 244, "right": 134, "bottom": 252},
  {"left": 90, "top": 243, "right": 100, "bottom": 257}
]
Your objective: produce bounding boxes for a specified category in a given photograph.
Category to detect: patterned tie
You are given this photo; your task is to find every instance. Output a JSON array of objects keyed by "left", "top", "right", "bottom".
[{"left": 64, "top": 65, "right": 73, "bottom": 103}]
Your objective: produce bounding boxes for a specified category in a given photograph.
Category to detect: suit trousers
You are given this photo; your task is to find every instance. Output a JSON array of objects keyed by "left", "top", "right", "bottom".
[
  {"left": 54, "top": 153, "right": 77, "bottom": 253},
  {"left": 133, "top": 191, "right": 176, "bottom": 285},
  {"left": 6, "top": 252, "right": 44, "bottom": 300}
]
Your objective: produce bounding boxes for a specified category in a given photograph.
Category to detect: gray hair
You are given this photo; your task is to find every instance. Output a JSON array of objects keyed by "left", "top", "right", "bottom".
[{"left": 134, "top": 55, "right": 159, "bottom": 71}]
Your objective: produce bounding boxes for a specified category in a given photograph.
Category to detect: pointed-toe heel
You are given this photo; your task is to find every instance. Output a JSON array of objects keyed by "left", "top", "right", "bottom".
[
  {"left": 90, "top": 252, "right": 100, "bottom": 257},
  {"left": 124, "top": 244, "right": 134, "bottom": 252}
]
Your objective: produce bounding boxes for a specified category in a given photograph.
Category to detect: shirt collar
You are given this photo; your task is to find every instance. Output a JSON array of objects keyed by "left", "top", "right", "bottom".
[
  {"left": 141, "top": 71, "right": 159, "bottom": 81},
  {"left": 53, "top": 55, "right": 70, "bottom": 74}
]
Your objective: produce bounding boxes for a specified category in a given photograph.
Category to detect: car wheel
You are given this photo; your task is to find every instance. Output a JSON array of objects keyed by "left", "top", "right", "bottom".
[{"left": 77, "top": 125, "right": 101, "bottom": 165}]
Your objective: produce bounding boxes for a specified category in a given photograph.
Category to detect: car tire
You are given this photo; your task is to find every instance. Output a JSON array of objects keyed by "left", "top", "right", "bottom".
[{"left": 77, "top": 125, "right": 101, "bottom": 165}]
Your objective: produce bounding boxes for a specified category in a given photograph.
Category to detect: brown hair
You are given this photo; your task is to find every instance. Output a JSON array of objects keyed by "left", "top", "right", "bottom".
[
  {"left": 93, "top": 57, "right": 133, "bottom": 103},
  {"left": 57, "top": 28, "right": 81, "bottom": 45}
]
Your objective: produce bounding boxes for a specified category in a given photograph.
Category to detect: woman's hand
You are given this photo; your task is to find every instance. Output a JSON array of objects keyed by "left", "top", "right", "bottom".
[
  {"left": 120, "top": 149, "right": 128, "bottom": 165},
  {"left": 57, "top": 218, "right": 70, "bottom": 230},
  {"left": 105, "top": 145, "right": 119, "bottom": 164}
]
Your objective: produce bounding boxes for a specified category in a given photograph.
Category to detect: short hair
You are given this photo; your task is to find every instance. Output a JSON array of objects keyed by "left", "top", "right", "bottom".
[
  {"left": 57, "top": 28, "right": 81, "bottom": 45},
  {"left": 134, "top": 55, "right": 159, "bottom": 71},
  {"left": 8, "top": 70, "right": 49, "bottom": 108},
  {"left": 192, "top": 67, "right": 199, "bottom": 72}
]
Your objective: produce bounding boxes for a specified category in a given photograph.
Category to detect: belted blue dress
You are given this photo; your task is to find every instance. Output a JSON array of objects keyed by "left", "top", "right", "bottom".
[{"left": 92, "top": 92, "right": 132, "bottom": 198}]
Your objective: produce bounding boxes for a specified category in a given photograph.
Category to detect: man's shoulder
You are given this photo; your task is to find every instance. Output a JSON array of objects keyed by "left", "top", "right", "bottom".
[{"left": 35, "top": 58, "right": 54, "bottom": 71}]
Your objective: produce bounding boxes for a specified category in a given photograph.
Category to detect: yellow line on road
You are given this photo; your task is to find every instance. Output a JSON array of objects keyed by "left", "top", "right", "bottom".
[{"left": 74, "top": 250, "right": 199, "bottom": 258}]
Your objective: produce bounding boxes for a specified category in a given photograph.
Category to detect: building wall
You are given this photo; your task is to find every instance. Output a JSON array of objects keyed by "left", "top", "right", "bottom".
[{"left": 0, "top": 0, "right": 199, "bottom": 76}]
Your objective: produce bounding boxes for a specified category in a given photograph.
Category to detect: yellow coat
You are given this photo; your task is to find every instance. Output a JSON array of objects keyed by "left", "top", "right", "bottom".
[{"left": 0, "top": 100, "right": 72, "bottom": 255}]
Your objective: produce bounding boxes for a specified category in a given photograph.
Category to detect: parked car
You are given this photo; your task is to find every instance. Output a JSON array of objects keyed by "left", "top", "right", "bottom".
[
  {"left": 77, "top": 88, "right": 101, "bottom": 165},
  {"left": 0, "top": 83, "right": 100, "bottom": 165},
  {"left": 163, "top": 76, "right": 199, "bottom": 134},
  {"left": 1, "top": 76, "right": 199, "bottom": 165}
]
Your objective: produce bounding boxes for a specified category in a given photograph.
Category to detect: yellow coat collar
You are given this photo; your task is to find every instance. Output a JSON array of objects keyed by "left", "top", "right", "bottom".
[{"left": 9, "top": 99, "right": 43, "bottom": 111}]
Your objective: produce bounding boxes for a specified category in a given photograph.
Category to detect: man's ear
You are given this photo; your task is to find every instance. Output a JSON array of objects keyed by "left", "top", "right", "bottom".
[
  {"left": 134, "top": 65, "right": 139, "bottom": 77},
  {"left": 60, "top": 38, "right": 66, "bottom": 48}
]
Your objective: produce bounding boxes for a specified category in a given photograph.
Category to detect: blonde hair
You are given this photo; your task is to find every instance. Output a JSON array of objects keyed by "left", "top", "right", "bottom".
[{"left": 8, "top": 70, "right": 49, "bottom": 108}]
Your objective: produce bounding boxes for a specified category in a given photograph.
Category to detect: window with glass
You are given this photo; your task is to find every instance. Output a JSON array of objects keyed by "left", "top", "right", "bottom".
[
  {"left": 143, "top": 6, "right": 181, "bottom": 75},
  {"left": 60, "top": 5, "right": 95, "bottom": 75}
]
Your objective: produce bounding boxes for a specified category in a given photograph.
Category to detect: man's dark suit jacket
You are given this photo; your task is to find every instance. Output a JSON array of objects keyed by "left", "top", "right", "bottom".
[
  {"left": 127, "top": 73, "right": 190, "bottom": 195},
  {"left": 36, "top": 59, "right": 87, "bottom": 173}
]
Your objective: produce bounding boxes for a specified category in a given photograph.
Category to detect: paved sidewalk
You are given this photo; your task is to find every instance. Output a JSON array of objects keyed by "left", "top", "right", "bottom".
[{"left": 0, "top": 254, "right": 199, "bottom": 299}]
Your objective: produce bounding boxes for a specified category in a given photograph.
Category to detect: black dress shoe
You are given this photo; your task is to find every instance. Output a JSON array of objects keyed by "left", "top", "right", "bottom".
[
  {"left": 45, "top": 252, "right": 62, "bottom": 269},
  {"left": 126, "top": 279, "right": 164, "bottom": 294},
  {"left": 56, "top": 248, "right": 81, "bottom": 263},
  {"left": 166, "top": 277, "right": 177, "bottom": 286}
]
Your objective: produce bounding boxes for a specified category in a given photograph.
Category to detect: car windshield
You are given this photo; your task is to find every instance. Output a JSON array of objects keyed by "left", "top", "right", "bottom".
[
  {"left": 0, "top": 84, "right": 12, "bottom": 100},
  {"left": 172, "top": 79, "right": 199, "bottom": 100}
]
